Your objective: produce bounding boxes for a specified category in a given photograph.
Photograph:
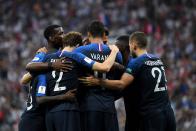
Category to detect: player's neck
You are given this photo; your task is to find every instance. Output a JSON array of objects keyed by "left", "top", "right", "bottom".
[
  {"left": 47, "top": 43, "right": 59, "bottom": 52},
  {"left": 136, "top": 49, "right": 147, "bottom": 57},
  {"left": 89, "top": 37, "right": 103, "bottom": 44},
  {"left": 62, "top": 46, "right": 75, "bottom": 52}
]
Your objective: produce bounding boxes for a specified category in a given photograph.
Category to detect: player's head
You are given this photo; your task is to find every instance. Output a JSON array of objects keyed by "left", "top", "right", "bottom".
[
  {"left": 63, "top": 31, "right": 83, "bottom": 48},
  {"left": 115, "top": 35, "right": 130, "bottom": 65},
  {"left": 116, "top": 35, "right": 130, "bottom": 54},
  {"left": 129, "top": 31, "right": 147, "bottom": 58},
  {"left": 44, "top": 25, "right": 64, "bottom": 49},
  {"left": 87, "top": 20, "right": 105, "bottom": 39},
  {"left": 103, "top": 27, "right": 109, "bottom": 44}
]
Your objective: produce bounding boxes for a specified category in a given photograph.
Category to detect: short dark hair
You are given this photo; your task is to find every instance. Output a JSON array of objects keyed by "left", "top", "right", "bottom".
[
  {"left": 104, "top": 27, "right": 109, "bottom": 36},
  {"left": 116, "top": 35, "right": 129, "bottom": 45},
  {"left": 116, "top": 35, "right": 130, "bottom": 66},
  {"left": 129, "top": 31, "right": 147, "bottom": 49},
  {"left": 44, "top": 25, "right": 61, "bottom": 40},
  {"left": 63, "top": 32, "right": 83, "bottom": 47},
  {"left": 116, "top": 35, "right": 130, "bottom": 51},
  {"left": 88, "top": 20, "right": 105, "bottom": 37}
]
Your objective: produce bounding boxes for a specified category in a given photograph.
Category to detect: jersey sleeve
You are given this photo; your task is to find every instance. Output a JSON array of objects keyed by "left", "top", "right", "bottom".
[
  {"left": 36, "top": 74, "right": 47, "bottom": 96},
  {"left": 115, "top": 52, "right": 123, "bottom": 64},
  {"left": 61, "top": 52, "right": 95, "bottom": 69},
  {"left": 73, "top": 46, "right": 84, "bottom": 53},
  {"left": 31, "top": 53, "right": 47, "bottom": 96},
  {"left": 74, "top": 53, "right": 96, "bottom": 68},
  {"left": 125, "top": 58, "right": 141, "bottom": 77},
  {"left": 31, "top": 52, "right": 46, "bottom": 62}
]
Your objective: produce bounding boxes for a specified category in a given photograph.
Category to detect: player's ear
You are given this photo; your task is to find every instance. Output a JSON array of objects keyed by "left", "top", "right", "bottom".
[
  {"left": 134, "top": 43, "right": 138, "bottom": 51},
  {"left": 103, "top": 31, "right": 106, "bottom": 38},
  {"left": 49, "top": 36, "right": 53, "bottom": 41},
  {"left": 87, "top": 32, "right": 91, "bottom": 38}
]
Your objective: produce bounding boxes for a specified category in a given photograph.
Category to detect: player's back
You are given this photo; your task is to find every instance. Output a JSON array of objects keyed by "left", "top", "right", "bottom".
[
  {"left": 22, "top": 77, "right": 45, "bottom": 116},
  {"left": 74, "top": 43, "right": 122, "bottom": 113},
  {"left": 19, "top": 76, "right": 46, "bottom": 131},
  {"left": 127, "top": 54, "right": 170, "bottom": 117},
  {"left": 44, "top": 52, "right": 80, "bottom": 112}
]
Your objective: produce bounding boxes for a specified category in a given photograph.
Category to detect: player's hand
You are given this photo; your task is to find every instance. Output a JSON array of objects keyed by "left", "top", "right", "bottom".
[
  {"left": 109, "top": 45, "right": 119, "bottom": 53},
  {"left": 62, "top": 89, "right": 77, "bottom": 102},
  {"left": 79, "top": 76, "right": 100, "bottom": 86},
  {"left": 36, "top": 47, "right": 48, "bottom": 53},
  {"left": 52, "top": 57, "right": 73, "bottom": 72}
]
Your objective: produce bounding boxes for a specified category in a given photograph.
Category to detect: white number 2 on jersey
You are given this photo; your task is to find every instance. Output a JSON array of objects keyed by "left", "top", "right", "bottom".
[
  {"left": 151, "top": 67, "right": 167, "bottom": 92},
  {"left": 94, "top": 71, "right": 106, "bottom": 79},
  {"left": 52, "top": 71, "right": 66, "bottom": 92}
]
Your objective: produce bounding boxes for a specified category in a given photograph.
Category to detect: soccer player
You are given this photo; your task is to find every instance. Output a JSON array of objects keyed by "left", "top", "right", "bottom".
[
  {"left": 81, "top": 32, "right": 176, "bottom": 131},
  {"left": 116, "top": 35, "right": 142, "bottom": 131},
  {"left": 74, "top": 21, "right": 122, "bottom": 131},
  {"left": 115, "top": 35, "right": 130, "bottom": 66},
  {"left": 19, "top": 25, "right": 70, "bottom": 131},
  {"left": 19, "top": 48, "right": 48, "bottom": 131},
  {"left": 37, "top": 31, "right": 119, "bottom": 131},
  {"left": 83, "top": 27, "right": 109, "bottom": 45}
]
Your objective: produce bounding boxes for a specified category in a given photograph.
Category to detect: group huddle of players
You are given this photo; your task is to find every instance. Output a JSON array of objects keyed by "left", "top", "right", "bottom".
[{"left": 19, "top": 20, "right": 176, "bottom": 131}]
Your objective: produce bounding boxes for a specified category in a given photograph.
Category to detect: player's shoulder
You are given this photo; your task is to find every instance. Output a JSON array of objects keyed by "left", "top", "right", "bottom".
[
  {"left": 61, "top": 51, "right": 85, "bottom": 62},
  {"left": 45, "top": 50, "right": 61, "bottom": 60},
  {"left": 136, "top": 53, "right": 159, "bottom": 62},
  {"left": 144, "top": 54, "right": 164, "bottom": 66},
  {"left": 101, "top": 44, "right": 110, "bottom": 49},
  {"left": 60, "top": 50, "right": 73, "bottom": 56},
  {"left": 145, "top": 53, "right": 159, "bottom": 59},
  {"left": 130, "top": 55, "right": 144, "bottom": 63},
  {"left": 74, "top": 44, "right": 93, "bottom": 52}
]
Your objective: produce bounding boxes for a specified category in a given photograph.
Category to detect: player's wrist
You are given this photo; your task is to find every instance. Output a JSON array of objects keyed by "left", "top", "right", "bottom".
[
  {"left": 48, "top": 62, "right": 53, "bottom": 70},
  {"left": 59, "top": 94, "right": 66, "bottom": 100},
  {"left": 111, "top": 49, "right": 118, "bottom": 54}
]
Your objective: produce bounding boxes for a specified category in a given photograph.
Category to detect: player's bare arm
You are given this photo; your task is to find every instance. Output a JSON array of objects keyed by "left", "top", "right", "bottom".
[
  {"left": 26, "top": 57, "right": 73, "bottom": 73},
  {"left": 20, "top": 47, "right": 48, "bottom": 84},
  {"left": 20, "top": 72, "right": 33, "bottom": 85},
  {"left": 80, "top": 73, "right": 134, "bottom": 91},
  {"left": 36, "top": 89, "right": 77, "bottom": 105},
  {"left": 92, "top": 45, "right": 119, "bottom": 72}
]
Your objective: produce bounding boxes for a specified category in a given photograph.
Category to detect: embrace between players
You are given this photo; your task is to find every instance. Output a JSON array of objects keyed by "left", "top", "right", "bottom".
[{"left": 19, "top": 20, "right": 176, "bottom": 131}]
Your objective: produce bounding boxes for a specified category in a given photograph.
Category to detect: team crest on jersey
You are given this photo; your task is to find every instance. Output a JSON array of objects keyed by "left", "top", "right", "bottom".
[{"left": 38, "top": 86, "right": 46, "bottom": 94}]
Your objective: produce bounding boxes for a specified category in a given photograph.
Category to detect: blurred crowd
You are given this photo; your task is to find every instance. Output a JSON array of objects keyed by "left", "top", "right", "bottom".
[{"left": 0, "top": 0, "right": 195, "bottom": 131}]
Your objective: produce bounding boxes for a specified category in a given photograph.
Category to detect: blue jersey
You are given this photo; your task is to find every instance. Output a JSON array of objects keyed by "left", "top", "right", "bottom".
[
  {"left": 37, "top": 52, "right": 79, "bottom": 112},
  {"left": 36, "top": 50, "right": 99, "bottom": 113},
  {"left": 60, "top": 51, "right": 96, "bottom": 69},
  {"left": 22, "top": 52, "right": 46, "bottom": 116},
  {"left": 73, "top": 43, "right": 123, "bottom": 113},
  {"left": 125, "top": 53, "right": 170, "bottom": 117}
]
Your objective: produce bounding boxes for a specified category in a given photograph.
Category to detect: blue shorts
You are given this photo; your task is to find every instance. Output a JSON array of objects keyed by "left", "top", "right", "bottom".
[
  {"left": 45, "top": 110, "right": 81, "bottom": 131},
  {"left": 19, "top": 113, "right": 46, "bottom": 131},
  {"left": 80, "top": 111, "right": 119, "bottom": 131}
]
